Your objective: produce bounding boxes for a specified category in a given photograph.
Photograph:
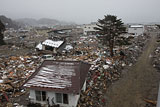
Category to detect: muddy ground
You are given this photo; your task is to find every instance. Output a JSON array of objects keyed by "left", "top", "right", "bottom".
[{"left": 105, "top": 32, "right": 160, "bottom": 107}]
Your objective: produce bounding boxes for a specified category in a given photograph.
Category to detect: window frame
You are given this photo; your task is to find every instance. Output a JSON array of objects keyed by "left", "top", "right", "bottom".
[
  {"left": 55, "top": 93, "right": 69, "bottom": 104},
  {"left": 55, "top": 93, "right": 62, "bottom": 103},
  {"left": 63, "top": 93, "right": 68, "bottom": 104},
  {"left": 35, "top": 90, "right": 47, "bottom": 101}
]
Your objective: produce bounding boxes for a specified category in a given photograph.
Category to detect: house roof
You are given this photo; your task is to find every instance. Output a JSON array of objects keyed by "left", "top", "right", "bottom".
[
  {"left": 42, "top": 39, "right": 64, "bottom": 48},
  {"left": 130, "top": 25, "right": 144, "bottom": 28},
  {"left": 23, "top": 60, "right": 90, "bottom": 94},
  {"left": 47, "top": 28, "right": 72, "bottom": 34},
  {"left": 36, "top": 43, "right": 43, "bottom": 50}
]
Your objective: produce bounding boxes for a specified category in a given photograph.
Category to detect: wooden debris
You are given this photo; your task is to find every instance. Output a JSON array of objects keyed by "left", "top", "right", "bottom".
[{"left": 143, "top": 98, "right": 157, "bottom": 105}]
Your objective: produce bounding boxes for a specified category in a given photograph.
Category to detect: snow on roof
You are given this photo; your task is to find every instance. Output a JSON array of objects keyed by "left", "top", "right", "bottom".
[
  {"left": 24, "top": 64, "right": 76, "bottom": 89},
  {"left": 23, "top": 60, "right": 91, "bottom": 94},
  {"left": 36, "top": 43, "right": 43, "bottom": 50},
  {"left": 130, "top": 25, "right": 144, "bottom": 28},
  {"left": 42, "top": 39, "right": 64, "bottom": 48}
]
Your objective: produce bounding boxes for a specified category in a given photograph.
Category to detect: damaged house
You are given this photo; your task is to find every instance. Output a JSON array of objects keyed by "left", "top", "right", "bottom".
[
  {"left": 48, "top": 29, "right": 72, "bottom": 41},
  {"left": 47, "top": 28, "right": 77, "bottom": 43},
  {"left": 23, "top": 60, "right": 90, "bottom": 107},
  {"left": 36, "top": 39, "right": 66, "bottom": 54}
]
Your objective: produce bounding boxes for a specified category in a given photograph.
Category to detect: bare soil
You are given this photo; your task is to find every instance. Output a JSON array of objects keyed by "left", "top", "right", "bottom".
[
  {"left": 105, "top": 33, "right": 160, "bottom": 107},
  {"left": 0, "top": 45, "right": 35, "bottom": 57}
]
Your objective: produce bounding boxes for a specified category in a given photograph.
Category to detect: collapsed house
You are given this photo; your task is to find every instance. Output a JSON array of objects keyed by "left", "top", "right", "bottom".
[
  {"left": 48, "top": 29, "right": 72, "bottom": 41},
  {"left": 23, "top": 60, "right": 90, "bottom": 107},
  {"left": 36, "top": 39, "right": 66, "bottom": 54},
  {"left": 48, "top": 29, "right": 72, "bottom": 36}
]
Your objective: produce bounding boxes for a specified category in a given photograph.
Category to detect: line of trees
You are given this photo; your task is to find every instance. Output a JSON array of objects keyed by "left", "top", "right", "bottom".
[{"left": 0, "top": 20, "right": 5, "bottom": 45}]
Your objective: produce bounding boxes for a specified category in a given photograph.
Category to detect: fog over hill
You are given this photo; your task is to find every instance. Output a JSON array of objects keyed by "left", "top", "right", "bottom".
[
  {"left": 0, "top": 15, "right": 21, "bottom": 29},
  {"left": 15, "top": 18, "right": 76, "bottom": 27}
]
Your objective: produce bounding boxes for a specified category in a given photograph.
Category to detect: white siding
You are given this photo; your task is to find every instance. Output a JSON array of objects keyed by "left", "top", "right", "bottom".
[
  {"left": 81, "top": 24, "right": 98, "bottom": 35},
  {"left": 29, "top": 90, "right": 80, "bottom": 107},
  {"left": 42, "top": 45, "right": 45, "bottom": 50},
  {"left": 29, "top": 89, "right": 48, "bottom": 106},
  {"left": 47, "top": 91, "right": 55, "bottom": 106},
  {"left": 29, "top": 89, "right": 35, "bottom": 101},
  {"left": 128, "top": 27, "right": 144, "bottom": 36},
  {"left": 68, "top": 94, "right": 80, "bottom": 107},
  {"left": 47, "top": 92, "right": 80, "bottom": 107},
  {"left": 82, "top": 80, "right": 86, "bottom": 91}
]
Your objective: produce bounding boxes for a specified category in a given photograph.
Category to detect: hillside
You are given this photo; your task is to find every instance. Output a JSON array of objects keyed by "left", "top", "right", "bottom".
[
  {"left": 0, "top": 15, "right": 20, "bottom": 29},
  {"left": 15, "top": 18, "right": 75, "bottom": 27}
]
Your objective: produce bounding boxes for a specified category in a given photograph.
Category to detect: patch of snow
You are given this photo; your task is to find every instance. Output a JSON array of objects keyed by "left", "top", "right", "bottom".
[
  {"left": 24, "top": 64, "right": 76, "bottom": 89},
  {"left": 42, "top": 39, "right": 64, "bottom": 48},
  {"left": 36, "top": 43, "right": 43, "bottom": 50},
  {"left": 65, "top": 45, "right": 73, "bottom": 50}
]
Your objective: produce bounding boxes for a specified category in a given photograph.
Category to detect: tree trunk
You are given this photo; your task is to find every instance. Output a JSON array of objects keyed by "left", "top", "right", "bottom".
[
  {"left": 109, "top": 39, "right": 114, "bottom": 57},
  {"left": 109, "top": 44, "right": 114, "bottom": 57}
]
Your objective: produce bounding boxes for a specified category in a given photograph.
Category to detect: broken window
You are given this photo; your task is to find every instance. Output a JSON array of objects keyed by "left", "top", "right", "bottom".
[
  {"left": 35, "top": 90, "right": 46, "bottom": 101},
  {"left": 45, "top": 46, "right": 54, "bottom": 51},
  {"left": 63, "top": 94, "right": 68, "bottom": 104},
  {"left": 42, "top": 91, "right": 46, "bottom": 101},
  {"left": 55, "top": 93, "right": 68, "bottom": 104}
]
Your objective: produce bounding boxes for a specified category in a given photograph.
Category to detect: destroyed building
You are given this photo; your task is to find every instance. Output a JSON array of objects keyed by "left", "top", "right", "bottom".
[
  {"left": 80, "top": 22, "right": 98, "bottom": 35},
  {"left": 35, "top": 26, "right": 51, "bottom": 37},
  {"left": 128, "top": 25, "right": 144, "bottom": 36},
  {"left": 36, "top": 39, "right": 66, "bottom": 54},
  {"left": 48, "top": 29, "right": 72, "bottom": 40},
  {"left": 47, "top": 28, "right": 82, "bottom": 45},
  {"left": 23, "top": 60, "right": 91, "bottom": 107}
]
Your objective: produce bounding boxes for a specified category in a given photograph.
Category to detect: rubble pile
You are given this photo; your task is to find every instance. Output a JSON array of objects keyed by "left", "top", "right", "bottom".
[
  {"left": 0, "top": 33, "right": 150, "bottom": 106},
  {"left": 124, "top": 35, "right": 149, "bottom": 66},
  {"left": 152, "top": 34, "right": 160, "bottom": 71},
  {"left": 56, "top": 35, "right": 149, "bottom": 107},
  {"left": 0, "top": 55, "right": 41, "bottom": 103},
  {"left": 77, "top": 57, "right": 124, "bottom": 107}
]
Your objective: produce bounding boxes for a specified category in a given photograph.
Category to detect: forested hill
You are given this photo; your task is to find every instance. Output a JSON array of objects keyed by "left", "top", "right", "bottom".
[{"left": 0, "top": 15, "right": 20, "bottom": 29}]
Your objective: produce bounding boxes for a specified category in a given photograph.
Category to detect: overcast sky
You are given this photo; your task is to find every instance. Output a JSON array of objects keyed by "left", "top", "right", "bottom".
[{"left": 0, "top": 0, "right": 160, "bottom": 24}]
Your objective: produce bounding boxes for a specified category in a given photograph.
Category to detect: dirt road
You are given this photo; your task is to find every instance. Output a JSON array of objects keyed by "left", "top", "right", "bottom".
[{"left": 106, "top": 33, "right": 160, "bottom": 107}]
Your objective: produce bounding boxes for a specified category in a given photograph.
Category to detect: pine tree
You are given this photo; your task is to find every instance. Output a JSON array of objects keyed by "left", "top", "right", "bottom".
[
  {"left": 94, "top": 15, "right": 126, "bottom": 57},
  {"left": 0, "top": 20, "right": 5, "bottom": 45},
  {"left": 156, "top": 24, "right": 160, "bottom": 29}
]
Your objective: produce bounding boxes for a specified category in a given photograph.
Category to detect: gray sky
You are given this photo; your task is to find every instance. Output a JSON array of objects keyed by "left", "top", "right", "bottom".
[{"left": 0, "top": 0, "right": 160, "bottom": 24}]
